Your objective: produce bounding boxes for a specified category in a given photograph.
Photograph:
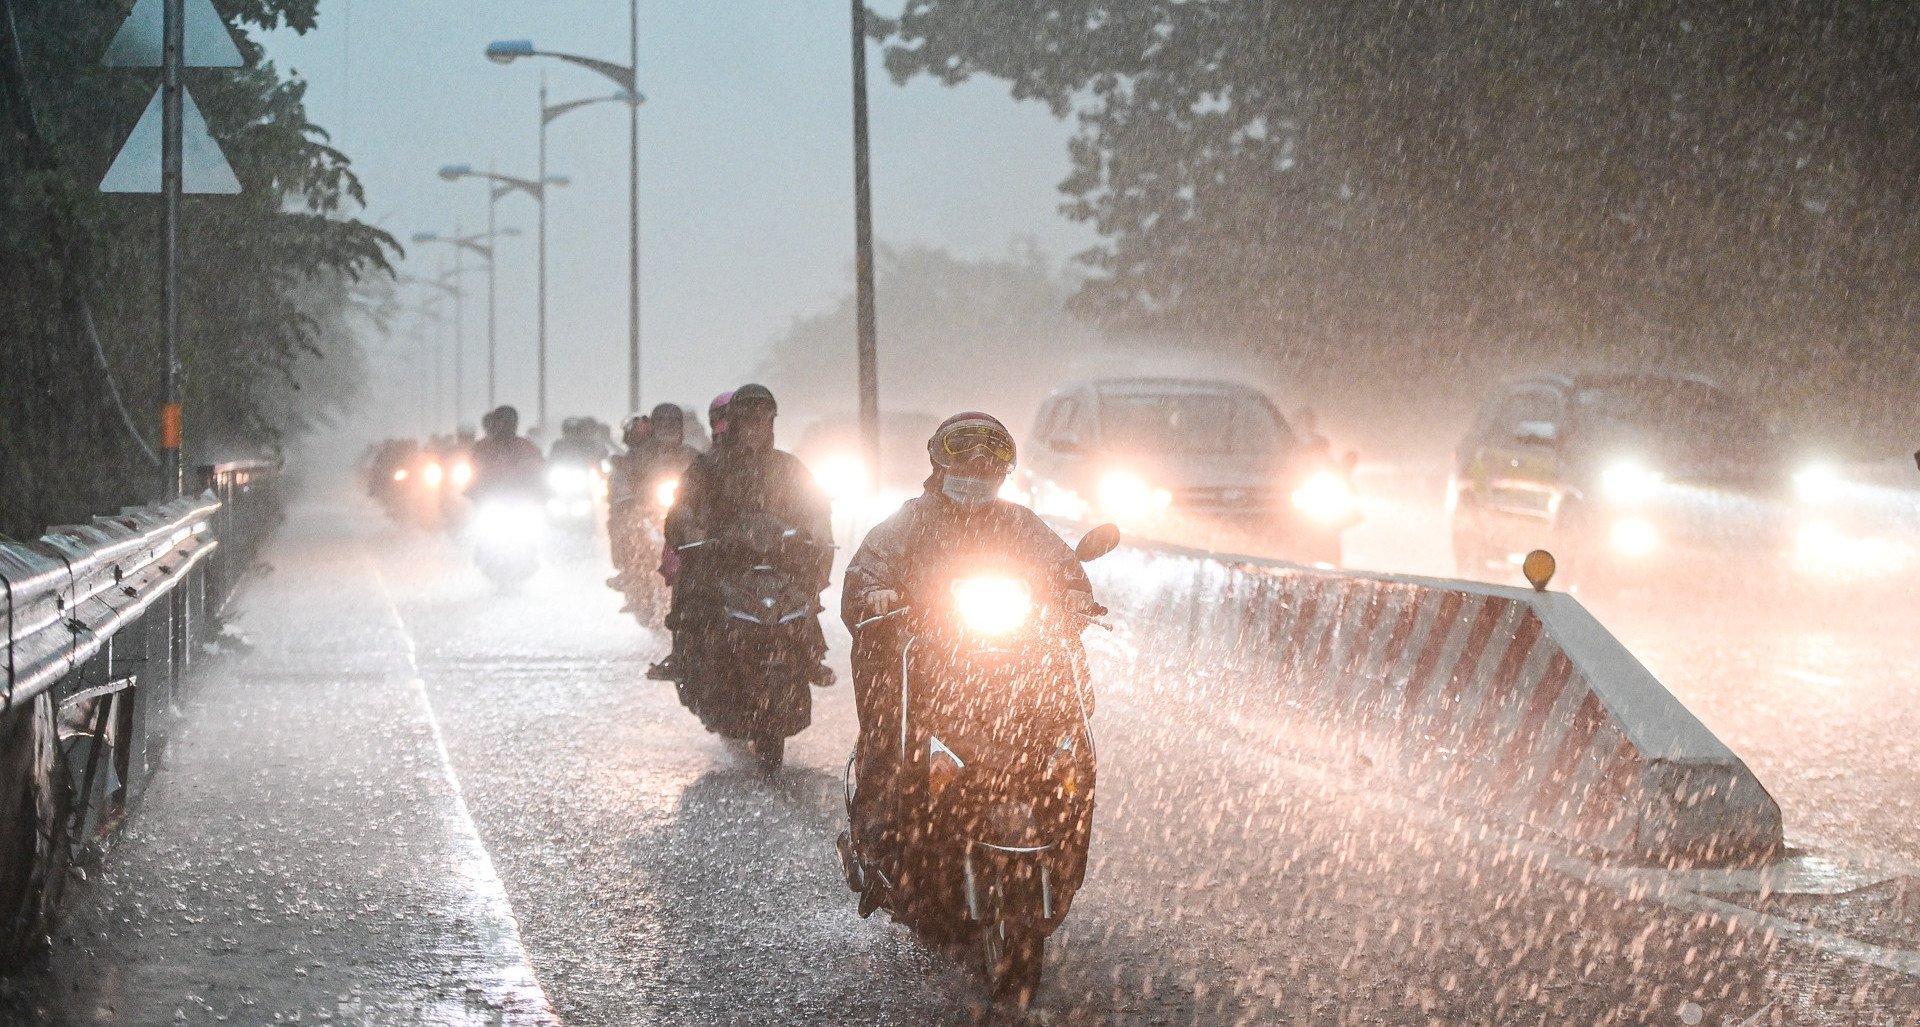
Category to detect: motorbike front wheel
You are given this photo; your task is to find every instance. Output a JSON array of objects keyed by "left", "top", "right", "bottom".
[{"left": 981, "top": 916, "right": 1045, "bottom": 1006}]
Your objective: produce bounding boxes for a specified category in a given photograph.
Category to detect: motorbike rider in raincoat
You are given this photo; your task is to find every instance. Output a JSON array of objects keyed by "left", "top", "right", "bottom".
[
  {"left": 467, "top": 405, "right": 546, "bottom": 502},
  {"left": 651, "top": 385, "right": 833, "bottom": 684},
  {"left": 607, "top": 405, "right": 700, "bottom": 596},
  {"left": 839, "top": 412, "right": 1103, "bottom": 865}
]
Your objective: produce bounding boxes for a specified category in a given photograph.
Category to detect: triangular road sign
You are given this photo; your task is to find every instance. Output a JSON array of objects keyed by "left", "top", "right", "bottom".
[
  {"left": 100, "top": 86, "right": 242, "bottom": 195},
  {"left": 103, "top": 0, "right": 244, "bottom": 68}
]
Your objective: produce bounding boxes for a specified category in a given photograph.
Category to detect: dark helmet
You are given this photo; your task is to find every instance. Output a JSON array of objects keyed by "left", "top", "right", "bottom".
[
  {"left": 929, "top": 412, "right": 1016, "bottom": 474},
  {"left": 649, "top": 402, "right": 684, "bottom": 435},
  {"left": 621, "top": 412, "right": 651, "bottom": 447},
  {"left": 728, "top": 383, "right": 777, "bottom": 416},
  {"left": 483, "top": 405, "right": 520, "bottom": 437}
]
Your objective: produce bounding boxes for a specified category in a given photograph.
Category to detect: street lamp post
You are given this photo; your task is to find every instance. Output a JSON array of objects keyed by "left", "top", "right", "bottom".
[
  {"left": 488, "top": 26, "right": 645, "bottom": 412},
  {"left": 849, "top": 0, "right": 882, "bottom": 488},
  {"left": 411, "top": 228, "right": 518, "bottom": 427},
  {"left": 440, "top": 164, "right": 565, "bottom": 428}
]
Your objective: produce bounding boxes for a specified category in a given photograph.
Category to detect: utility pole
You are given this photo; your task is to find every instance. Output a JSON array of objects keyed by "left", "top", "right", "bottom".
[
  {"left": 849, "top": 0, "right": 880, "bottom": 488},
  {"left": 628, "top": 0, "right": 641, "bottom": 413},
  {"left": 161, "top": 0, "right": 184, "bottom": 498},
  {"left": 537, "top": 73, "right": 550, "bottom": 431}
]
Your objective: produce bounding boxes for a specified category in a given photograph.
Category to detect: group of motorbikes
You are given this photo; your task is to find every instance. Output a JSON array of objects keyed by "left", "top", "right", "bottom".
[{"left": 365, "top": 404, "right": 1128, "bottom": 1005}]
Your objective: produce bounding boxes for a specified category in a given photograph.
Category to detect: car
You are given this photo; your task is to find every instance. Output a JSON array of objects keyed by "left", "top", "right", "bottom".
[
  {"left": 1449, "top": 372, "right": 1846, "bottom": 593},
  {"left": 1019, "top": 377, "right": 1359, "bottom": 564}
]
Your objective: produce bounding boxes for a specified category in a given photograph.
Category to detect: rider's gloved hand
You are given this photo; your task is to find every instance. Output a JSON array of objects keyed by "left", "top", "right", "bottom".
[
  {"left": 1065, "top": 590, "right": 1107, "bottom": 618},
  {"left": 863, "top": 588, "right": 902, "bottom": 619}
]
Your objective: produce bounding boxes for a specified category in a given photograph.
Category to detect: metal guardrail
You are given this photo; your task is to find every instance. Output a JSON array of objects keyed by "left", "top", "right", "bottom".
[{"left": 0, "top": 459, "right": 281, "bottom": 966}]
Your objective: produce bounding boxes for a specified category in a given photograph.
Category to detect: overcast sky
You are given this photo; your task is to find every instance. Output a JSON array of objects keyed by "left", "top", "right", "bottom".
[{"left": 256, "top": 0, "right": 1093, "bottom": 436}]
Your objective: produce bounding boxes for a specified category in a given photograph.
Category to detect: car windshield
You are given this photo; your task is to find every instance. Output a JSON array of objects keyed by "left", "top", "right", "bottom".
[
  {"left": 1570, "top": 383, "right": 1779, "bottom": 461},
  {"left": 1098, "top": 393, "right": 1290, "bottom": 457}
]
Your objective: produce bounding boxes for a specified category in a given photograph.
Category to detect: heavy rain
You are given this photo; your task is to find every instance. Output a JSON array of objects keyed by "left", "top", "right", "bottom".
[{"left": 2, "top": 2, "right": 1918, "bottom": 1025}]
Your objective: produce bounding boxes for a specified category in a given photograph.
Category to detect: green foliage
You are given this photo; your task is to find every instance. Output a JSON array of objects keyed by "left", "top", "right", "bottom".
[
  {"left": 0, "top": 0, "right": 393, "bottom": 536},
  {"left": 878, "top": 1, "right": 1920, "bottom": 450},
  {"left": 754, "top": 243, "right": 1100, "bottom": 431}
]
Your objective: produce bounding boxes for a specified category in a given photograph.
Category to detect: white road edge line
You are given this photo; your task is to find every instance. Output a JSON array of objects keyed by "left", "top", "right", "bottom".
[
  {"left": 1146, "top": 694, "right": 1920, "bottom": 981},
  {"left": 366, "top": 556, "right": 562, "bottom": 1025}
]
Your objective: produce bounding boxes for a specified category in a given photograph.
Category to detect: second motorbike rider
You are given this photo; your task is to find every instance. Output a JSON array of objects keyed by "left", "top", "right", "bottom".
[{"left": 656, "top": 384, "right": 835, "bottom": 687}]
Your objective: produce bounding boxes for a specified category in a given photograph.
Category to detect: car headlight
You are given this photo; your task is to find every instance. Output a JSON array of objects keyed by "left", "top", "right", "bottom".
[
  {"left": 1290, "top": 470, "right": 1359, "bottom": 525},
  {"left": 422, "top": 461, "right": 444, "bottom": 488},
  {"left": 1601, "top": 461, "right": 1663, "bottom": 504},
  {"left": 451, "top": 460, "right": 473, "bottom": 488},
  {"left": 655, "top": 478, "right": 680, "bottom": 508},
  {"left": 951, "top": 576, "right": 1032, "bottom": 636},
  {"left": 1793, "top": 463, "right": 1842, "bottom": 505},
  {"left": 811, "top": 454, "right": 870, "bottom": 501},
  {"left": 391, "top": 467, "right": 409, "bottom": 482},
  {"left": 1609, "top": 516, "right": 1659, "bottom": 555},
  {"left": 1098, "top": 471, "right": 1172, "bottom": 521}
]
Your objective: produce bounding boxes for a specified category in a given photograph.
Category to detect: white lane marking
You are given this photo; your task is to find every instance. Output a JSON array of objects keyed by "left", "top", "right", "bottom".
[
  {"left": 1117, "top": 688, "right": 1920, "bottom": 981},
  {"left": 366, "top": 556, "right": 562, "bottom": 1025},
  {"left": 1781, "top": 667, "right": 1843, "bottom": 688}
]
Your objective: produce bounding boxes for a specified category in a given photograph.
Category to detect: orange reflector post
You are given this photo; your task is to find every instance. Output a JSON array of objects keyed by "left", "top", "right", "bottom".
[{"left": 160, "top": 402, "right": 183, "bottom": 449}]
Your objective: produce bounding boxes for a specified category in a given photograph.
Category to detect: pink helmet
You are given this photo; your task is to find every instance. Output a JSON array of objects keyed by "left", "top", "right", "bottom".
[{"left": 708, "top": 390, "right": 735, "bottom": 436}]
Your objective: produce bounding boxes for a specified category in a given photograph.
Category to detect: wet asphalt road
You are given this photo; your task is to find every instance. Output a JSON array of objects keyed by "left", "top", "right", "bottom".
[
  {"left": 8, "top": 487, "right": 1919, "bottom": 1025},
  {"left": 365, "top": 491, "right": 1912, "bottom": 1025}
]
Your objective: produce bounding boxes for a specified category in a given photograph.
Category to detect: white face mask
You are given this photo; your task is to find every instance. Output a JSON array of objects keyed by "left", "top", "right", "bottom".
[{"left": 940, "top": 474, "right": 1000, "bottom": 507}]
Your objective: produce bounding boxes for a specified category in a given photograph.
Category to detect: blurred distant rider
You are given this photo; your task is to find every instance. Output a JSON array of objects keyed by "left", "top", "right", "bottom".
[
  {"left": 467, "top": 405, "right": 545, "bottom": 502},
  {"left": 607, "top": 404, "right": 700, "bottom": 597}
]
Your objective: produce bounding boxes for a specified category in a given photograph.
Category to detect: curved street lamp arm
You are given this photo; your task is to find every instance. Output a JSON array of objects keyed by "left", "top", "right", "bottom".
[
  {"left": 543, "top": 90, "right": 644, "bottom": 125},
  {"left": 541, "top": 50, "right": 636, "bottom": 92}
]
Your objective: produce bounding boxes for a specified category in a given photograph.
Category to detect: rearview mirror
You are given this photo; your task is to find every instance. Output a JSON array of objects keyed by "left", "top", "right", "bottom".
[
  {"left": 1075, "top": 523, "right": 1121, "bottom": 562},
  {"left": 1515, "top": 420, "right": 1558, "bottom": 445}
]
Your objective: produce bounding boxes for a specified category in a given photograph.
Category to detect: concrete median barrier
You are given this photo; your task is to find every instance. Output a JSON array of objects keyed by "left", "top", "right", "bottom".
[{"left": 1087, "top": 538, "right": 1783, "bottom": 866}]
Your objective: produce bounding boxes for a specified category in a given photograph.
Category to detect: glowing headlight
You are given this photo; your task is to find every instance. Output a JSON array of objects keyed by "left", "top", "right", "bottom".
[
  {"left": 474, "top": 500, "right": 544, "bottom": 544},
  {"left": 422, "top": 461, "right": 444, "bottom": 488},
  {"left": 391, "top": 468, "right": 409, "bottom": 482},
  {"left": 1098, "top": 471, "right": 1172, "bottom": 521},
  {"left": 451, "top": 460, "right": 473, "bottom": 488},
  {"left": 1290, "top": 471, "right": 1359, "bottom": 524},
  {"left": 812, "top": 454, "right": 870, "bottom": 501},
  {"left": 951, "top": 576, "right": 1033, "bottom": 636},
  {"left": 1793, "top": 463, "right": 1842, "bottom": 505},
  {"left": 655, "top": 478, "right": 680, "bottom": 508},
  {"left": 1609, "top": 516, "right": 1659, "bottom": 555},
  {"left": 1601, "top": 461, "right": 1663, "bottom": 504},
  {"left": 548, "top": 465, "right": 590, "bottom": 494}
]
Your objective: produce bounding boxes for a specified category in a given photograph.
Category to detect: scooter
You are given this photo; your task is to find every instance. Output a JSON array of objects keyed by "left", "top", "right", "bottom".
[
  {"left": 674, "top": 511, "right": 830, "bottom": 772},
  {"left": 841, "top": 523, "right": 1120, "bottom": 1004}
]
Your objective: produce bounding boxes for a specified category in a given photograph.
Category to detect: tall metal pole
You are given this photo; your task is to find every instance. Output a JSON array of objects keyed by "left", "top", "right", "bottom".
[
  {"left": 452, "top": 222, "right": 465, "bottom": 430},
  {"left": 161, "top": 0, "right": 184, "bottom": 498},
  {"left": 487, "top": 167, "right": 499, "bottom": 409},
  {"left": 627, "top": 0, "right": 641, "bottom": 413},
  {"left": 537, "top": 74, "right": 550, "bottom": 432},
  {"left": 849, "top": 0, "right": 881, "bottom": 485}
]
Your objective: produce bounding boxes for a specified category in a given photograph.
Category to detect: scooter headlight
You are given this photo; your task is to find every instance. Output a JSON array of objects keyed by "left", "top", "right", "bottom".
[
  {"left": 422, "top": 461, "right": 444, "bottom": 488},
  {"left": 655, "top": 478, "right": 680, "bottom": 508},
  {"left": 950, "top": 576, "right": 1032, "bottom": 636},
  {"left": 450, "top": 460, "right": 474, "bottom": 488},
  {"left": 548, "top": 465, "right": 590, "bottom": 495}
]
